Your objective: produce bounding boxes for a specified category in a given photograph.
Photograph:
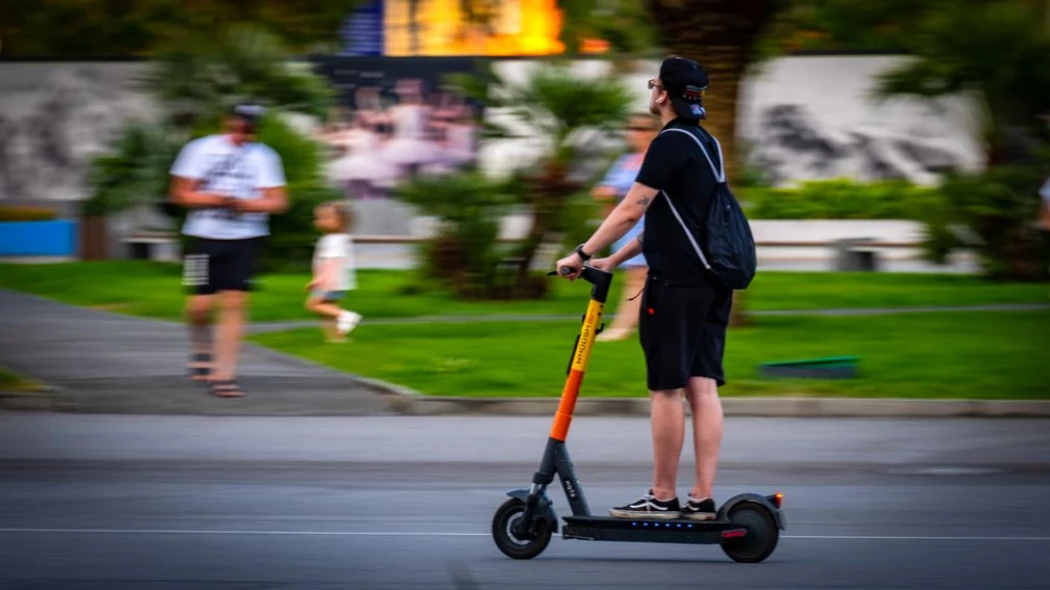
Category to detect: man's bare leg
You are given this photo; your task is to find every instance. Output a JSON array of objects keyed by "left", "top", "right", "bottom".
[
  {"left": 650, "top": 388, "right": 686, "bottom": 501},
  {"left": 686, "top": 376, "right": 723, "bottom": 500},
  {"left": 211, "top": 290, "right": 248, "bottom": 390},
  {"left": 186, "top": 294, "right": 215, "bottom": 381}
]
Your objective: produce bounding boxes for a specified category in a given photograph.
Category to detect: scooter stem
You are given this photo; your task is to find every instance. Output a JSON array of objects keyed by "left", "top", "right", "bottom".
[{"left": 547, "top": 265, "right": 613, "bottom": 442}]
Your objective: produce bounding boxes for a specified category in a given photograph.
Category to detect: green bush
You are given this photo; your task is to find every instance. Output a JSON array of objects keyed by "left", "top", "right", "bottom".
[
  {"left": 85, "top": 122, "right": 184, "bottom": 217},
  {"left": 0, "top": 206, "right": 58, "bottom": 222},
  {"left": 917, "top": 165, "right": 1050, "bottom": 281},
  {"left": 395, "top": 171, "right": 523, "bottom": 299},
  {"left": 742, "top": 179, "right": 939, "bottom": 220}
]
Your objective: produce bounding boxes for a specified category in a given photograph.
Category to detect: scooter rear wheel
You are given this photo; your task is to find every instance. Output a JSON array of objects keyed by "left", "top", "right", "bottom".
[
  {"left": 720, "top": 503, "right": 779, "bottom": 563},
  {"left": 492, "top": 498, "right": 552, "bottom": 560}
]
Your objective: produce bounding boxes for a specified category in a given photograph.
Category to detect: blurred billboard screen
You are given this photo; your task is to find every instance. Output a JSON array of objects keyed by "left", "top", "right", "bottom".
[{"left": 310, "top": 56, "right": 483, "bottom": 199}]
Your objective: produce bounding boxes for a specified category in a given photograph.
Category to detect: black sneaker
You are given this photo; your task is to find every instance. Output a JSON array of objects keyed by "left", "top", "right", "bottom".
[
  {"left": 681, "top": 496, "right": 717, "bottom": 521},
  {"left": 609, "top": 490, "right": 681, "bottom": 520}
]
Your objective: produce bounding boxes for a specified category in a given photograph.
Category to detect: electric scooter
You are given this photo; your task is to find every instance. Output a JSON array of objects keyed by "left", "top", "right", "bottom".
[{"left": 491, "top": 265, "right": 785, "bottom": 563}]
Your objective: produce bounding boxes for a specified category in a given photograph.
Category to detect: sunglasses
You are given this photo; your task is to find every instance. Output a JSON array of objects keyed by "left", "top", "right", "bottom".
[
  {"left": 626, "top": 125, "right": 656, "bottom": 132},
  {"left": 647, "top": 79, "right": 663, "bottom": 90}
]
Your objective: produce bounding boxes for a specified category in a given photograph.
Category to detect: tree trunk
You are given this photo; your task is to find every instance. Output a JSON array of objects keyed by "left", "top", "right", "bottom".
[{"left": 646, "top": 0, "right": 777, "bottom": 326}]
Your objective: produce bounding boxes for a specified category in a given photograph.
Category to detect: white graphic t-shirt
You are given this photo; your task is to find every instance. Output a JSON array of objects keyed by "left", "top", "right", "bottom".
[
  {"left": 313, "top": 233, "right": 357, "bottom": 291},
  {"left": 170, "top": 134, "right": 286, "bottom": 240}
]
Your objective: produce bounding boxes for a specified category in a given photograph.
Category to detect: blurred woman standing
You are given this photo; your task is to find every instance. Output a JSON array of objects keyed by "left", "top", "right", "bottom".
[{"left": 592, "top": 113, "right": 659, "bottom": 341}]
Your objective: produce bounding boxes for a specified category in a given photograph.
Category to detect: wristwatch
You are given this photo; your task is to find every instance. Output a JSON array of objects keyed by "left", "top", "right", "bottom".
[{"left": 574, "top": 244, "right": 592, "bottom": 261}]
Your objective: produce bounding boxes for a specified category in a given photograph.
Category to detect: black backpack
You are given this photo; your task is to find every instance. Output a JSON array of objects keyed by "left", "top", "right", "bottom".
[{"left": 658, "top": 126, "right": 757, "bottom": 290}]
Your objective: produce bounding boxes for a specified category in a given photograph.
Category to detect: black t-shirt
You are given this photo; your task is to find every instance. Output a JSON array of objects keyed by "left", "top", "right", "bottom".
[{"left": 635, "top": 117, "right": 722, "bottom": 285}]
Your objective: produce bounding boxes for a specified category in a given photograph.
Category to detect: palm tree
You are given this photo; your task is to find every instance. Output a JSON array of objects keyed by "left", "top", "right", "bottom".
[{"left": 454, "top": 61, "right": 633, "bottom": 297}]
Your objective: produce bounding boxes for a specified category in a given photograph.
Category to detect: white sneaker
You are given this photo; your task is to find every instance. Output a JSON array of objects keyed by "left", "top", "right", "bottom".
[{"left": 337, "top": 311, "right": 362, "bottom": 336}]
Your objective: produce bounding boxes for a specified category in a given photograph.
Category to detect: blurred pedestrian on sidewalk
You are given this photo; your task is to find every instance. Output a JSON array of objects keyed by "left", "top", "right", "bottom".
[
  {"left": 591, "top": 113, "right": 659, "bottom": 341},
  {"left": 169, "top": 104, "right": 289, "bottom": 398}
]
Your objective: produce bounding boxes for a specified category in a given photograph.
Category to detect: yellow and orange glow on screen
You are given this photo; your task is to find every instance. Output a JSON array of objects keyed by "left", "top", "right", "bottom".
[{"left": 382, "top": 0, "right": 607, "bottom": 56}]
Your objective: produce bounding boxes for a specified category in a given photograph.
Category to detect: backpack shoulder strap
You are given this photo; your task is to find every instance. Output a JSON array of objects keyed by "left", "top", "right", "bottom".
[{"left": 659, "top": 127, "right": 726, "bottom": 184}]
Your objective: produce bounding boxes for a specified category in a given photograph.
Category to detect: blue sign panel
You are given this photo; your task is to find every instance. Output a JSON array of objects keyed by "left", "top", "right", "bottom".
[{"left": 340, "top": 0, "right": 384, "bottom": 56}]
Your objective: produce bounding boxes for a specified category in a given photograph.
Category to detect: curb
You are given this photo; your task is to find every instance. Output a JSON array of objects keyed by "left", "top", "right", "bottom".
[
  {"left": 0, "top": 386, "right": 60, "bottom": 412},
  {"left": 370, "top": 385, "right": 1050, "bottom": 418},
  {"left": 393, "top": 396, "right": 1050, "bottom": 417},
  {"left": 2, "top": 383, "right": 1048, "bottom": 418}
]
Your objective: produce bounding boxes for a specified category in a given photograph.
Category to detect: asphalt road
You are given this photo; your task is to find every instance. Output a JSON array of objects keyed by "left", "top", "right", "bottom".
[{"left": 1, "top": 414, "right": 1049, "bottom": 590}]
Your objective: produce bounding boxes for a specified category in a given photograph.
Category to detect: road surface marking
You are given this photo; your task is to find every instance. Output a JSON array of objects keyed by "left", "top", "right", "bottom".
[{"left": 1, "top": 528, "right": 1049, "bottom": 541}]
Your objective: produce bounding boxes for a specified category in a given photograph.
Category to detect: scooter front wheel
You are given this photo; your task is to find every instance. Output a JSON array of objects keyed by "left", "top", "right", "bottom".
[{"left": 491, "top": 498, "right": 553, "bottom": 559}]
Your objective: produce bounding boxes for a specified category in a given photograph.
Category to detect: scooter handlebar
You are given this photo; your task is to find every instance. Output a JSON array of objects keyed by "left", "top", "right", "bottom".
[{"left": 547, "top": 264, "right": 613, "bottom": 303}]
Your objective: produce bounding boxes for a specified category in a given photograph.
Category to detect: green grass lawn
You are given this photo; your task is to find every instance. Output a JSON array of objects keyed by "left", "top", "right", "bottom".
[
  {"left": 1, "top": 261, "right": 1046, "bottom": 322},
  {"left": 0, "top": 366, "right": 41, "bottom": 392},
  {"left": 251, "top": 310, "right": 1050, "bottom": 400}
]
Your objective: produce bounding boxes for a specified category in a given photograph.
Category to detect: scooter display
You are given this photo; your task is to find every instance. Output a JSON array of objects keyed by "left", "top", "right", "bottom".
[{"left": 491, "top": 265, "right": 784, "bottom": 563}]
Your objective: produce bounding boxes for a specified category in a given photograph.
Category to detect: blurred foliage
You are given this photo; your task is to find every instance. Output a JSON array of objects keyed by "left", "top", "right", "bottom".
[
  {"left": 498, "top": 64, "right": 633, "bottom": 166},
  {"left": 556, "top": 0, "right": 660, "bottom": 57},
  {"left": 761, "top": 0, "right": 937, "bottom": 54},
  {"left": 83, "top": 123, "right": 184, "bottom": 217},
  {"left": 915, "top": 159, "right": 1050, "bottom": 281},
  {"left": 143, "top": 24, "right": 335, "bottom": 126},
  {"left": 761, "top": 0, "right": 1050, "bottom": 54},
  {"left": 395, "top": 170, "right": 525, "bottom": 299},
  {"left": 871, "top": 1, "right": 1050, "bottom": 166},
  {"left": 742, "top": 179, "right": 940, "bottom": 220},
  {"left": 448, "top": 61, "right": 632, "bottom": 298},
  {"left": 0, "top": 205, "right": 59, "bottom": 222},
  {"left": 0, "top": 0, "right": 361, "bottom": 57}
]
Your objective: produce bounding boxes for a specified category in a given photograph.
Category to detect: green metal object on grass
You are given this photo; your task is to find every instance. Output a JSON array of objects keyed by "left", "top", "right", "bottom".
[{"left": 759, "top": 356, "right": 860, "bottom": 379}]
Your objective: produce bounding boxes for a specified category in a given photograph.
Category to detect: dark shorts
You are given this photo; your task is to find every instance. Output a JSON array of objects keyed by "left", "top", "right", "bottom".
[
  {"left": 182, "top": 237, "right": 261, "bottom": 295},
  {"left": 638, "top": 275, "right": 733, "bottom": 391}
]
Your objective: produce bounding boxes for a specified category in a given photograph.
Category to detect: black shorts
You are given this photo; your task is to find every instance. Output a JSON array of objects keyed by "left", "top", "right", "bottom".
[
  {"left": 638, "top": 275, "right": 733, "bottom": 391},
  {"left": 182, "top": 237, "right": 261, "bottom": 295}
]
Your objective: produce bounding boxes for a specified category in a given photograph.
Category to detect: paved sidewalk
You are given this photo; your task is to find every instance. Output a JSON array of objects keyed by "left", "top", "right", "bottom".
[
  {"left": 0, "top": 289, "right": 393, "bottom": 416},
  {"left": 2, "top": 288, "right": 1048, "bottom": 417}
]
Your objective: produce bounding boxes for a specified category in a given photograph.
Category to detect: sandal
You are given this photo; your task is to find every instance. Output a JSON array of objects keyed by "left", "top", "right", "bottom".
[
  {"left": 208, "top": 379, "right": 244, "bottom": 398},
  {"left": 188, "top": 352, "right": 212, "bottom": 381}
]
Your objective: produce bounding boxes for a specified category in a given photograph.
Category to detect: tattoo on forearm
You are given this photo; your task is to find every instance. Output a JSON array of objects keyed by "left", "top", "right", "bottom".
[{"left": 635, "top": 197, "right": 651, "bottom": 206}]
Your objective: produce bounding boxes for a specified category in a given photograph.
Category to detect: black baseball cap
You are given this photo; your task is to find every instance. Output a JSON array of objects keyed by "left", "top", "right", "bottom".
[{"left": 659, "top": 57, "right": 709, "bottom": 120}]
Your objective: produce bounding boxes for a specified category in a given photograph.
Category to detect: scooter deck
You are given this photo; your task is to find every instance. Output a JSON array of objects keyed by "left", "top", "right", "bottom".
[{"left": 562, "top": 515, "right": 746, "bottom": 545}]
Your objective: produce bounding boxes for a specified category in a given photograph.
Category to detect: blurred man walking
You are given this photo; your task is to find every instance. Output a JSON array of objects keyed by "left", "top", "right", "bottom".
[{"left": 169, "top": 104, "right": 288, "bottom": 398}]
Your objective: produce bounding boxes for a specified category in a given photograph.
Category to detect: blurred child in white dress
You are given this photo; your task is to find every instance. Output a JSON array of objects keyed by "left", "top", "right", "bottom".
[{"left": 306, "top": 201, "right": 362, "bottom": 343}]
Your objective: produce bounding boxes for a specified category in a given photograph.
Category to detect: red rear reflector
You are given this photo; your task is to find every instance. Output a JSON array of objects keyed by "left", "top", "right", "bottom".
[{"left": 721, "top": 529, "right": 748, "bottom": 539}]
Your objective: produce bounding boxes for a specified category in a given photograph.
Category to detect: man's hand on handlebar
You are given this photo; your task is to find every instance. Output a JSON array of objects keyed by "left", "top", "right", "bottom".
[{"left": 554, "top": 252, "right": 585, "bottom": 280}]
